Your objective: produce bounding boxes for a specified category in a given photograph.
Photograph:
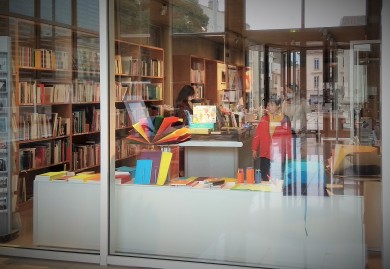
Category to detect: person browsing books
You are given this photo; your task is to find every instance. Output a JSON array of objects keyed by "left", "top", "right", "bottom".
[
  {"left": 252, "top": 96, "right": 292, "bottom": 181},
  {"left": 175, "top": 85, "right": 195, "bottom": 126}
]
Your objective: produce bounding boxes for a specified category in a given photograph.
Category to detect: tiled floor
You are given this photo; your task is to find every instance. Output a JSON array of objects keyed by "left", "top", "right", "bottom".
[{"left": 0, "top": 252, "right": 382, "bottom": 269}]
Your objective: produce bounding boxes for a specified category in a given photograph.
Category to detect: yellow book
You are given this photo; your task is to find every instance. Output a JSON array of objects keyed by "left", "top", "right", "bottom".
[
  {"left": 38, "top": 171, "right": 67, "bottom": 181},
  {"left": 170, "top": 177, "right": 197, "bottom": 186},
  {"left": 156, "top": 151, "right": 173, "bottom": 186},
  {"left": 188, "top": 128, "right": 210, "bottom": 134},
  {"left": 68, "top": 173, "right": 98, "bottom": 183}
]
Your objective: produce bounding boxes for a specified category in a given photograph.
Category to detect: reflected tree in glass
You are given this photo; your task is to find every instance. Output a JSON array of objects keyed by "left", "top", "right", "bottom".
[{"left": 172, "top": 0, "right": 209, "bottom": 33}]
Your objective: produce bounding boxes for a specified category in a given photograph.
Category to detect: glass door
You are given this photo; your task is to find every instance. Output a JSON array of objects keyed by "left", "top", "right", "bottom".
[{"left": 349, "top": 41, "right": 381, "bottom": 146}]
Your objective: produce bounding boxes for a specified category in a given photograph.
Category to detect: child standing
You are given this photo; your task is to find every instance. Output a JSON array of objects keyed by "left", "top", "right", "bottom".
[{"left": 252, "top": 96, "right": 292, "bottom": 181}]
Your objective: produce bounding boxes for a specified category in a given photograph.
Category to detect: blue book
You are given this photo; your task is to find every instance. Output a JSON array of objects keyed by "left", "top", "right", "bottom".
[
  {"left": 134, "top": 159, "right": 153, "bottom": 184},
  {"left": 139, "top": 151, "right": 162, "bottom": 184}
]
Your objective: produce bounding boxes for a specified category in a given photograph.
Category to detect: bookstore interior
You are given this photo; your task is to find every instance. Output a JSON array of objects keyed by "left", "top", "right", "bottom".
[{"left": 0, "top": 0, "right": 387, "bottom": 269}]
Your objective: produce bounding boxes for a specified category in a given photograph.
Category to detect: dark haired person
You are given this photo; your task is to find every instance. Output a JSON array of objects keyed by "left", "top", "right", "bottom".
[
  {"left": 175, "top": 85, "right": 195, "bottom": 126},
  {"left": 252, "top": 96, "right": 292, "bottom": 181}
]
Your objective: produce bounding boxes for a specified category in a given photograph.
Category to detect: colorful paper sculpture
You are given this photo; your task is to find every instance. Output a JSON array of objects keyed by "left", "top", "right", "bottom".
[{"left": 126, "top": 116, "right": 191, "bottom": 145}]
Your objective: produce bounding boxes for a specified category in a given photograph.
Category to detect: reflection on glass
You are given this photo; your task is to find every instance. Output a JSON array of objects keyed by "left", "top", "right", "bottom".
[
  {"left": 77, "top": 0, "right": 99, "bottom": 31},
  {"left": 116, "top": 0, "right": 150, "bottom": 39},
  {"left": 246, "top": 0, "right": 301, "bottom": 30},
  {"left": 196, "top": 0, "right": 225, "bottom": 32},
  {"left": 10, "top": 0, "right": 34, "bottom": 17},
  {"left": 172, "top": 0, "right": 210, "bottom": 33},
  {"left": 40, "top": 0, "right": 72, "bottom": 25},
  {"left": 305, "top": 0, "right": 366, "bottom": 28}
]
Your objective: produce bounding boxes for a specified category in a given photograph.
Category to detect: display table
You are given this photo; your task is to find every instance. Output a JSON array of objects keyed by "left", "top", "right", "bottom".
[
  {"left": 33, "top": 178, "right": 100, "bottom": 250},
  {"left": 113, "top": 185, "right": 365, "bottom": 269},
  {"left": 179, "top": 134, "right": 253, "bottom": 178},
  {"left": 33, "top": 179, "right": 365, "bottom": 269}
]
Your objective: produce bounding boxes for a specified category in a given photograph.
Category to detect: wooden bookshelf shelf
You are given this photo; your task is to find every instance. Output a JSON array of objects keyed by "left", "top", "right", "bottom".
[
  {"left": 20, "top": 161, "right": 70, "bottom": 173},
  {"left": 17, "top": 135, "right": 70, "bottom": 144}
]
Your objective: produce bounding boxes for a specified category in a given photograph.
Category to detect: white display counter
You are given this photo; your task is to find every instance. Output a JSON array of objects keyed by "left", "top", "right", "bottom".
[
  {"left": 179, "top": 138, "right": 253, "bottom": 178},
  {"left": 33, "top": 178, "right": 100, "bottom": 250},
  {"left": 33, "top": 178, "right": 365, "bottom": 268}
]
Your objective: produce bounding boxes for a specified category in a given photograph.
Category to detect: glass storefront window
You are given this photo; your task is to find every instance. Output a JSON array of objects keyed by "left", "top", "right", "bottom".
[
  {"left": 109, "top": 1, "right": 381, "bottom": 268},
  {"left": 0, "top": 1, "right": 100, "bottom": 253},
  {"left": 0, "top": 1, "right": 385, "bottom": 268}
]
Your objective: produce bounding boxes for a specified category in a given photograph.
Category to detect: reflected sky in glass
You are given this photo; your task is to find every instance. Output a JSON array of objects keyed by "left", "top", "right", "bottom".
[
  {"left": 246, "top": 0, "right": 301, "bottom": 30},
  {"left": 305, "top": 0, "right": 366, "bottom": 27},
  {"left": 246, "top": 0, "right": 366, "bottom": 30}
]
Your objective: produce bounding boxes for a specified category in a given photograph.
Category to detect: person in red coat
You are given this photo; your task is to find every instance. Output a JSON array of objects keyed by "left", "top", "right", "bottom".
[{"left": 252, "top": 96, "right": 292, "bottom": 181}]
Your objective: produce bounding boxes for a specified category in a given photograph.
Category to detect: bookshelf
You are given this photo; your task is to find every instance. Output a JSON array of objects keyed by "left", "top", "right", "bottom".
[
  {"left": 115, "top": 40, "right": 165, "bottom": 166},
  {"left": 8, "top": 18, "right": 166, "bottom": 205},
  {"left": 172, "top": 55, "right": 245, "bottom": 107},
  {"left": 173, "top": 55, "right": 207, "bottom": 103},
  {"left": 220, "top": 65, "right": 244, "bottom": 110}
]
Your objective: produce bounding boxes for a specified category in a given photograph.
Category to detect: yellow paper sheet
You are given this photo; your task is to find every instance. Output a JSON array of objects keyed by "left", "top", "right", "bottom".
[
  {"left": 40, "top": 171, "right": 67, "bottom": 180},
  {"left": 155, "top": 127, "right": 189, "bottom": 144},
  {"left": 133, "top": 122, "right": 150, "bottom": 143}
]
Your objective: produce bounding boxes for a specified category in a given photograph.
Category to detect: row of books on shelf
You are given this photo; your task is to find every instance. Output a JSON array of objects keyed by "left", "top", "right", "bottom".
[
  {"left": 190, "top": 69, "right": 204, "bottom": 83},
  {"left": 115, "top": 108, "right": 131, "bottom": 129},
  {"left": 192, "top": 84, "right": 204, "bottom": 99},
  {"left": 227, "top": 67, "right": 243, "bottom": 91},
  {"left": 73, "top": 79, "right": 100, "bottom": 103},
  {"left": 76, "top": 48, "right": 100, "bottom": 72},
  {"left": 18, "top": 47, "right": 70, "bottom": 70},
  {"left": 19, "top": 138, "right": 70, "bottom": 170},
  {"left": 17, "top": 113, "right": 70, "bottom": 141},
  {"left": 141, "top": 58, "right": 163, "bottom": 77},
  {"left": 18, "top": 80, "right": 101, "bottom": 105},
  {"left": 115, "top": 138, "right": 137, "bottom": 159},
  {"left": 115, "top": 55, "right": 139, "bottom": 76},
  {"left": 18, "top": 81, "right": 71, "bottom": 104},
  {"left": 191, "top": 61, "right": 204, "bottom": 71},
  {"left": 115, "top": 82, "right": 130, "bottom": 101},
  {"left": 72, "top": 107, "right": 100, "bottom": 134},
  {"left": 220, "top": 111, "right": 241, "bottom": 128},
  {"left": 18, "top": 79, "right": 159, "bottom": 105},
  {"left": 72, "top": 142, "right": 100, "bottom": 171},
  {"left": 121, "top": 82, "right": 163, "bottom": 101},
  {"left": 222, "top": 89, "right": 238, "bottom": 102}
]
